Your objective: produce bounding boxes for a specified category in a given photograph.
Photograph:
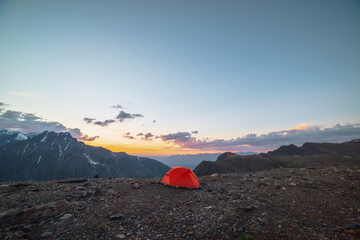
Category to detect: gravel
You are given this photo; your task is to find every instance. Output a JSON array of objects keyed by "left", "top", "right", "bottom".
[{"left": 0, "top": 167, "right": 359, "bottom": 239}]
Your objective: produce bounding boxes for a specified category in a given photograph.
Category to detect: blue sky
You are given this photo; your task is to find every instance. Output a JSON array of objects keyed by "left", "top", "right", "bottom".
[{"left": 0, "top": 0, "right": 359, "bottom": 155}]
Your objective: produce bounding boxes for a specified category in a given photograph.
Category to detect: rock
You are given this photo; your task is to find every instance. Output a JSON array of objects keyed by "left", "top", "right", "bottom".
[
  {"left": 116, "top": 233, "right": 126, "bottom": 238},
  {"left": 80, "top": 191, "right": 87, "bottom": 198},
  {"left": 23, "top": 224, "right": 34, "bottom": 231},
  {"left": 216, "top": 186, "right": 224, "bottom": 193},
  {"left": 41, "top": 232, "right": 53, "bottom": 238},
  {"left": 210, "top": 173, "right": 219, "bottom": 181},
  {"left": 59, "top": 214, "right": 72, "bottom": 221},
  {"left": 132, "top": 183, "right": 140, "bottom": 189},
  {"left": 57, "top": 178, "right": 87, "bottom": 183},
  {"left": 288, "top": 182, "right": 297, "bottom": 187},
  {"left": 76, "top": 187, "right": 86, "bottom": 191},
  {"left": 204, "top": 206, "right": 215, "bottom": 209},
  {"left": 0, "top": 199, "right": 70, "bottom": 226},
  {"left": 327, "top": 227, "right": 344, "bottom": 233},
  {"left": 110, "top": 213, "right": 125, "bottom": 220},
  {"left": 93, "top": 188, "right": 102, "bottom": 196},
  {"left": 107, "top": 189, "right": 115, "bottom": 194},
  {"left": 123, "top": 219, "right": 132, "bottom": 224},
  {"left": 63, "top": 187, "right": 71, "bottom": 192},
  {"left": 345, "top": 223, "right": 360, "bottom": 230},
  {"left": 93, "top": 174, "right": 99, "bottom": 178},
  {"left": 345, "top": 229, "right": 359, "bottom": 235},
  {"left": 10, "top": 182, "right": 32, "bottom": 188},
  {"left": 244, "top": 205, "right": 255, "bottom": 212},
  {"left": 233, "top": 221, "right": 245, "bottom": 232}
]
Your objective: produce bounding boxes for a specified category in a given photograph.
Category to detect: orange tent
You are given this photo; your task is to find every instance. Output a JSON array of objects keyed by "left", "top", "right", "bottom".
[{"left": 160, "top": 167, "right": 200, "bottom": 189}]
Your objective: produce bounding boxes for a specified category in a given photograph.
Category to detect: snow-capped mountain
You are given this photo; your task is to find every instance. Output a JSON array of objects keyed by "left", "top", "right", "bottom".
[
  {"left": 0, "top": 130, "right": 170, "bottom": 181},
  {"left": 0, "top": 128, "right": 41, "bottom": 148}
]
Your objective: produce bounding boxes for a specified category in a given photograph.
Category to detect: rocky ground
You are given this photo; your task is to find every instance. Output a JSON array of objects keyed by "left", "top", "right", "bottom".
[{"left": 0, "top": 167, "right": 359, "bottom": 240}]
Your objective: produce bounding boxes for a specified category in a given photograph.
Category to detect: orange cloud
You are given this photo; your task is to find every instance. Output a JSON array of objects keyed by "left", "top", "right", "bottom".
[{"left": 289, "top": 123, "right": 310, "bottom": 131}]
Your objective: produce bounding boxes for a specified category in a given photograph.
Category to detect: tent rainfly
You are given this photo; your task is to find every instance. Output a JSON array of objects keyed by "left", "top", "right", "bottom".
[{"left": 160, "top": 166, "right": 200, "bottom": 189}]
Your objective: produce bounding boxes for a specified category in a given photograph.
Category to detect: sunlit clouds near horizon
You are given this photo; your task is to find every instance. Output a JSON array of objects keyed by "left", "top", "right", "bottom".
[{"left": 0, "top": 102, "right": 359, "bottom": 155}]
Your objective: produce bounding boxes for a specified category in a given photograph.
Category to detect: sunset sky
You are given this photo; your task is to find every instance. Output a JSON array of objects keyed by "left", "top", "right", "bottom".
[{"left": 0, "top": 0, "right": 359, "bottom": 156}]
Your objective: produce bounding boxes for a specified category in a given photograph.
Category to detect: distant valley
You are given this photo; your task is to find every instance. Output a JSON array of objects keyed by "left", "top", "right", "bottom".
[{"left": 149, "top": 151, "right": 257, "bottom": 170}]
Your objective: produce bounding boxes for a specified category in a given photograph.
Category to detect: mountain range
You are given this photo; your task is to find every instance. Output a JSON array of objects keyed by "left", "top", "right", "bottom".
[
  {"left": 0, "top": 128, "right": 170, "bottom": 182},
  {"left": 1, "top": 126, "right": 360, "bottom": 181},
  {"left": 194, "top": 139, "right": 360, "bottom": 176}
]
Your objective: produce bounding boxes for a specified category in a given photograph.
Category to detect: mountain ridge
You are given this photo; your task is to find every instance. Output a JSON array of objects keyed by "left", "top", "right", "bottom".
[
  {"left": 0, "top": 129, "right": 170, "bottom": 182},
  {"left": 194, "top": 139, "right": 360, "bottom": 176}
]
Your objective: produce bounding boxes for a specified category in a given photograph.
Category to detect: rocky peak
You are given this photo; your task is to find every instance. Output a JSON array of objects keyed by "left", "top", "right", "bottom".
[{"left": 217, "top": 152, "right": 237, "bottom": 161}]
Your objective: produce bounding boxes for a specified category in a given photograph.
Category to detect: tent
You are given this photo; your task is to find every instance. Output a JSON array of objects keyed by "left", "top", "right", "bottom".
[{"left": 160, "top": 166, "right": 200, "bottom": 189}]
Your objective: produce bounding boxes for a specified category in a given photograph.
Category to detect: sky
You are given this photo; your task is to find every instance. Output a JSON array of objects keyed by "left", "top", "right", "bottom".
[{"left": 0, "top": 0, "right": 359, "bottom": 156}]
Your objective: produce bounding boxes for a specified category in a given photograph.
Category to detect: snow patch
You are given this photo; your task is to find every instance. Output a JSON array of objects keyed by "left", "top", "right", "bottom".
[
  {"left": 22, "top": 143, "right": 29, "bottom": 156},
  {"left": 64, "top": 139, "right": 72, "bottom": 150},
  {"left": 16, "top": 133, "right": 28, "bottom": 141},
  {"left": 37, "top": 155, "right": 42, "bottom": 164},
  {"left": 0, "top": 129, "right": 10, "bottom": 135},
  {"left": 83, "top": 153, "right": 98, "bottom": 165},
  {"left": 58, "top": 145, "right": 63, "bottom": 160},
  {"left": 51, "top": 134, "right": 58, "bottom": 146},
  {"left": 40, "top": 132, "right": 49, "bottom": 143}
]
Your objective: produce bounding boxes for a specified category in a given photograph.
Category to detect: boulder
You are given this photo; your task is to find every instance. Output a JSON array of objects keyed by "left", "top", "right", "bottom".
[{"left": 0, "top": 199, "right": 70, "bottom": 226}]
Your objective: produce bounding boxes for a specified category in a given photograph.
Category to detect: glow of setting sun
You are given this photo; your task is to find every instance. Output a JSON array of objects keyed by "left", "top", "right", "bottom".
[{"left": 289, "top": 124, "right": 310, "bottom": 131}]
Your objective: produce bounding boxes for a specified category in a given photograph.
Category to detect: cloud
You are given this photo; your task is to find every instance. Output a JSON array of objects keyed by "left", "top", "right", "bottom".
[
  {"left": 137, "top": 133, "right": 144, "bottom": 136},
  {"left": 0, "top": 102, "right": 8, "bottom": 113},
  {"left": 159, "top": 124, "right": 360, "bottom": 152},
  {"left": 77, "top": 134, "right": 99, "bottom": 141},
  {"left": 142, "top": 132, "right": 154, "bottom": 141},
  {"left": 83, "top": 118, "right": 96, "bottom": 124},
  {"left": 0, "top": 107, "right": 98, "bottom": 141},
  {"left": 123, "top": 132, "right": 136, "bottom": 140},
  {"left": 84, "top": 117, "right": 115, "bottom": 127},
  {"left": 289, "top": 123, "right": 312, "bottom": 131},
  {"left": 84, "top": 107, "right": 144, "bottom": 127},
  {"left": 70, "top": 129, "right": 99, "bottom": 141},
  {"left": 153, "top": 120, "right": 156, "bottom": 123},
  {"left": 10, "top": 91, "right": 42, "bottom": 98},
  {"left": 192, "top": 130, "right": 199, "bottom": 134},
  {"left": 111, "top": 104, "right": 123, "bottom": 109},
  {"left": 1, "top": 110, "right": 22, "bottom": 119},
  {"left": 93, "top": 119, "right": 116, "bottom": 127},
  {"left": 22, "top": 113, "right": 42, "bottom": 121},
  {"left": 160, "top": 132, "right": 193, "bottom": 144},
  {"left": 116, "top": 111, "right": 143, "bottom": 122}
]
